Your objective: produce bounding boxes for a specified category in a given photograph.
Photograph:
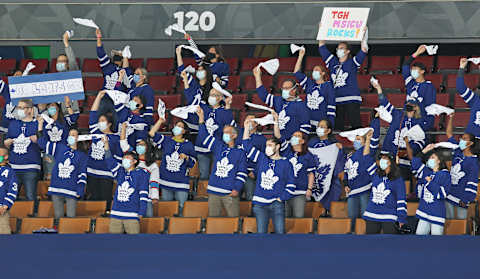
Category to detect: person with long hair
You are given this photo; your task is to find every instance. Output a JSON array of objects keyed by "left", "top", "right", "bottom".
[
  {"left": 405, "top": 140, "right": 451, "bottom": 235},
  {"left": 293, "top": 47, "right": 336, "bottom": 127},
  {"left": 445, "top": 112, "right": 479, "bottom": 219},
  {"left": 125, "top": 67, "right": 157, "bottom": 125},
  {"left": 362, "top": 152, "right": 407, "bottom": 234},
  {"left": 148, "top": 117, "right": 197, "bottom": 215}
]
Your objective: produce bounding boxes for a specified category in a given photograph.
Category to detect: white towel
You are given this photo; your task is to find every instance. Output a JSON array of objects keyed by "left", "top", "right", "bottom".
[
  {"left": 339, "top": 127, "right": 373, "bottom": 142},
  {"left": 184, "top": 65, "right": 196, "bottom": 74},
  {"left": 435, "top": 142, "right": 458, "bottom": 149},
  {"left": 425, "top": 104, "right": 454, "bottom": 116},
  {"left": 170, "top": 105, "right": 199, "bottom": 120},
  {"left": 375, "top": 106, "right": 392, "bottom": 124},
  {"left": 212, "top": 82, "right": 232, "bottom": 98},
  {"left": 258, "top": 59, "right": 279, "bottom": 75},
  {"left": 164, "top": 24, "right": 186, "bottom": 36},
  {"left": 425, "top": 45, "right": 438, "bottom": 55},
  {"left": 180, "top": 45, "right": 206, "bottom": 59},
  {"left": 78, "top": 134, "right": 104, "bottom": 142},
  {"left": 245, "top": 102, "right": 274, "bottom": 113},
  {"left": 73, "top": 18, "right": 99, "bottom": 29},
  {"left": 66, "top": 30, "right": 74, "bottom": 38},
  {"left": 122, "top": 45, "right": 132, "bottom": 59},
  {"left": 405, "top": 125, "right": 425, "bottom": 141},
  {"left": 290, "top": 44, "right": 305, "bottom": 54},
  {"left": 106, "top": 90, "right": 130, "bottom": 106},
  {"left": 253, "top": 114, "right": 275, "bottom": 126},
  {"left": 370, "top": 76, "right": 379, "bottom": 87},
  {"left": 468, "top": 57, "right": 480, "bottom": 65},
  {"left": 22, "top": 62, "right": 35, "bottom": 76}
]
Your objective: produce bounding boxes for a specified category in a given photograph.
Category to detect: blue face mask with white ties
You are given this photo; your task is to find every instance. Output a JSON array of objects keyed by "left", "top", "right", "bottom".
[
  {"left": 282, "top": 89, "right": 291, "bottom": 100},
  {"left": 379, "top": 158, "right": 389, "bottom": 170},
  {"left": 312, "top": 71, "right": 321, "bottom": 80},
  {"left": 290, "top": 136, "right": 300, "bottom": 146},
  {"left": 427, "top": 158, "right": 436, "bottom": 170},
  {"left": 353, "top": 140, "right": 363, "bottom": 151},
  {"left": 133, "top": 74, "right": 141, "bottom": 83},
  {"left": 122, "top": 158, "right": 132, "bottom": 170},
  {"left": 411, "top": 69, "right": 420, "bottom": 79},
  {"left": 459, "top": 139, "right": 468, "bottom": 150},
  {"left": 67, "top": 136, "right": 76, "bottom": 146},
  {"left": 128, "top": 100, "right": 138, "bottom": 111},
  {"left": 172, "top": 126, "right": 183, "bottom": 136},
  {"left": 136, "top": 145, "right": 146, "bottom": 155},
  {"left": 48, "top": 107, "right": 57, "bottom": 116},
  {"left": 222, "top": 133, "right": 231, "bottom": 143}
]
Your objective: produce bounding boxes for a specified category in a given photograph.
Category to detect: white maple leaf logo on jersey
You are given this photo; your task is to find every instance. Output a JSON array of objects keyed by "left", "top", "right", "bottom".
[
  {"left": 58, "top": 158, "right": 75, "bottom": 179},
  {"left": 423, "top": 186, "right": 434, "bottom": 204},
  {"left": 474, "top": 112, "right": 480, "bottom": 126},
  {"left": 105, "top": 71, "right": 119, "bottom": 90},
  {"left": 278, "top": 110, "right": 290, "bottom": 130},
  {"left": 5, "top": 103, "right": 15, "bottom": 119},
  {"left": 450, "top": 163, "right": 465, "bottom": 185},
  {"left": 260, "top": 168, "right": 279, "bottom": 190},
  {"left": 13, "top": 133, "right": 31, "bottom": 154},
  {"left": 345, "top": 158, "right": 359, "bottom": 180},
  {"left": 315, "top": 164, "right": 331, "bottom": 188},
  {"left": 332, "top": 69, "right": 348, "bottom": 88},
  {"left": 417, "top": 184, "right": 423, "bottom": 199},
  {"left": 372, "top": 182, "right": 391, "bottom": 204},
  {"left": 215, "top": 157, "right": 234, "bottom": 178},
  {"left": 393, "top": 127, "right": 408, "bottom": 148},
  {"left": 117, "top": 181, "right": 135, "bottom": 202},
  {"left": 307, "top": 90, "right": 324, "bottom": 110},
  {"left": 205, "top": 118, "right": 219, "bottom": 135},
  {"left": 289, "top": 157, "right": 303, "bottom": 177},
  {"left": 166, "top": 151, "right": 184, "bottom": 172},
  {"left": 406, "top": 91, "right": 423, "bottom": 103},
  {"left": 47, "top": 126, "right": 63, "bottom": 142},
  {"left": 90, "top": 140, "right": 105, "bottom": 160}
]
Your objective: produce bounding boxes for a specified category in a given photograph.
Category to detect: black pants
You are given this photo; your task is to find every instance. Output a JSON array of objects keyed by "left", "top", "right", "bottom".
[
  {"left": 365, "top": 220, "right": 397, "bottom": 234},
  {"left": 335, "top": 102, "right": 361, "bottom": 131},
  {"left": 87, "top": 176, "right": 114, "bottom": 211}
]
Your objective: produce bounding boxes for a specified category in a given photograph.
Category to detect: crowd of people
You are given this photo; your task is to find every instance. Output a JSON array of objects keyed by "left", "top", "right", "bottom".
[{"left": 0, "top": 24, "right": 479, "bottom": 236}]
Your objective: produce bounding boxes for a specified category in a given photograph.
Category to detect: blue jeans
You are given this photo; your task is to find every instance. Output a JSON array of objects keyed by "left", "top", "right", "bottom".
[
  {"left": 146, "top": 201, "right": 153, "bottom": 218},
  {"left": 242, "top": 176, "right": 256, "bottom": 201},
  {"left": 161, "top": 188, "right": 189, "bottom": 216},
  {"left": 347, "top": 191, "right": 370, "bottom": 232},
  {"left": 197, "top": 153, "right": 212, "bottom": 180},
  {"left": 253, "top": 201, "right": 285, "bottom": 234},
  {"left": 445, "top": 201, "right": 468, "bottom": 219},
  {"left": 15, "top": 171, "right": 38, "bottom": 201}
]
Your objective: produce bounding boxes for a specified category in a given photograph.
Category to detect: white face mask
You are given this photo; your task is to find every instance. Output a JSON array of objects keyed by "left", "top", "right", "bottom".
[
  {"left": 336, "top": 48, "right": 345, "bottom": 59},
  {"left": 316, "top": 127, "right": 326, "bottom": 137},
  {"left": 411, "top": 69, "right": 420, "bottom": 79},
  {"left": 98, "top": 121, "right": 108, "bottom": 131},
  {"left": 265, "top": 146, "right": 275, "bottom": 157},
  {"left": 208, "top": 96, "right": 218, "bottom": 106}
]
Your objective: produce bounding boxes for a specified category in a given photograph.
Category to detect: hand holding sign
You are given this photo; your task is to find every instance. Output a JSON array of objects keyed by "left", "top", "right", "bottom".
[{"left": 317, "top": 7, "right": 370, "bottom": 41}]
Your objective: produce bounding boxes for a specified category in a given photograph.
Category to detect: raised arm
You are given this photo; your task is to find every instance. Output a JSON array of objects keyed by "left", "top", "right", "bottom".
[
  {"left": 446, "top": 112, "right": 454, "bottom": 139},
  {"left": 363, "top": 129, "right": 374, "bottom": 156},
  {"left": 456, "top": 58, "right": 480, "bottom": 108},
  {"left": 272, "top": 111, "right": 281, "bottom": 139},
  {"left": 402, "top": 45, "right": 426, "bottom": 80},
  {"left": 63, "top": 31, "right": 79, "bottom": 70},
  {"left": 148, "top": 117, "right": 165, "bottom": 138},
  {"left": 91, "top": 90, "right": 106, "bottom": 112},
  {"left": 294, "top": 48, "right": 305, "bottom": 73},
  {"left": 317, "top": 23, "right": 325, "bottom": 47},
  {"left": 176, "top": 46, "right": 184, "bottom": 68},
  {"left": 96, "top": 29, "right": 102, "bottom": 47},
  {"left": 253, "top": 66, "right": 263, "bottom": 89}
]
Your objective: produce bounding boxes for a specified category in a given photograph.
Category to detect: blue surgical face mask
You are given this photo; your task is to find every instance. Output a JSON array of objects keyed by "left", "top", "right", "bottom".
[
  {"left": 459, "top": 139, "right": 468, "bottom": 150},
  {"left": 336, "top": 48, "right": 345, "bottom": 59},
  {"left": 172, "top": 126, "right": 183, "bottom": 136},
  {"left": 122, "top": 158, "right": 132, "bottom": 170},
  {"left": 379, "top": 158, "right": 389, "bottom": 170},
  {"left": 98, "top": 121, "right": 108, "bottom": 131},
  {"left": 427, "top": 158, "right": 436, "bottom": 170},
  {"left": 196, "top": 70, "right": 206, "bottom": 80},
  {"left": 133, "top": 74, "right": 141, "bottom": 83},
  {"left": 48, "top": 106, "right": 57, "bottom": 116},
  {"left": 17, "top": 109, "right": 26, "bottom": 119},
  {"left": 290, "top": 136, "right": 300, "bottom": 146},
  {"left": 282, "top": 89, "right": 291, "bottom": 100},
  {"left": 411, "top": 69, "right": 420, "bottom": 79},
  {"left": 136, "top": 145, "right": 146, "bottom": 155},
  {"left": 316, "top": 127, "right": 326, "bottom": 137},
  {"left": 208, "top": 96, "right": 218, "bottom": 106},
  {"left": 353, "top": 140, "right": 363, "bottom": 150},
  {"left": 222, "top": 133, "right": 231, "bottom": 143},
  {"left": 56, "top": 62, "right": 66, "bottom": 72},
  {"left": 312, "top": 71, "right": 321, "bottom": 80},
  {"left": 128, "top": 100, "right": 138, "bottom": 111},
  {"left": 67, "top": 136, "right": 76, "bottom": 146}
]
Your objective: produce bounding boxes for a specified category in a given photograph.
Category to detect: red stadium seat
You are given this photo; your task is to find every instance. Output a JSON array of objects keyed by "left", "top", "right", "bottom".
[
  {"left": 335, "top": 135, "right": 352, "bottom": 148},
  {"left": 276, "top": 75, "right": 295, "bottom": 88},
  {"left": 226, "top": 75, "right": 240, "bottom": 93},
  {"left": 360, "top": 111, "right": 371, "bottom": 126},
  {"left": 369, "top": 56, "right": 401, "bottom": 73},
  {"left": 361, "top": 94, "right": 379, "bottom": 108},
  {"left": 0, "top": 59, "right": 17, "bottom": 74},
  {"left": 146, "top": 58, "right": 174, "bottom": 74},
  {"left": 231, "top": 94, "right": 248, "bottom": 110},
  {"left": 128, "top": 58, "right": 144, "bottom": 70},
  {"left": 149, "top": 76, "right": 176, "bottom": 94},
  {"left": 427, "top": 74, "right": 444, "bottom": 92},
  {"left": 49, "top": 58, "right": 81, "bottom": 73},
  {"left": 277, "top": 57, "right": 297, "bottom": 73},
  {"left": 86, "top": 95, "right": 96, "bottom": 109},
  {"left": 242, "top": 75, "right": 273, "bottom": 92},
  {"left": 405, "top": 56, "right": 434, "bottom": 73},
  {"left": 20, "top": 59, "right": 48, "bottom": 74},
  {"left": 250, "top": 94, "right": 268, "bottom": 107},
  {"left": 156, "top": 94, "right": 182, "bottom": 110},
  {"left": 305, "top": 57, "right": 326, "bottom": 72},
  {"left": 375, "top": 74, "right": 404, "bottom": 91},
  {"left": 446, "top": 74, "right": 479, "bottom": 89},
  {"left": 225, "top": 58, "right": 239, "bottom": 74},
  {"left": 298, "top": 93, "right": 306, "bottom": 101},
  {"left": 240, "top": 58, "right": 269, "bottom": 72},
  {"left": 436, "top": 94, "right": 450, "bottom": 106},
  {"left": 437, "top": 56, "right": 464, "bottom": 72},
  {"left": 82, "top": 58, "right": 101, "bottom": 73},
  {"left": 83, "top": 77, "right": 104, "bottom": 93},
  {"left": 454, "top": 95, "right": 470, "bottom": 108},
  {"left": 453, "top": 111, "right": 470, "bottom": 128},
  {"left": 179, "top": 58, "right": 197, "bottom": 68},
  {"left": 357, "top": 75, "right": 371, "bottom": 92},
  {"left": 387, "top": 93, "right": 406, "bottom": 107},
  {"left": 77, "top": 114, "right": 89, "bottom": 129}
]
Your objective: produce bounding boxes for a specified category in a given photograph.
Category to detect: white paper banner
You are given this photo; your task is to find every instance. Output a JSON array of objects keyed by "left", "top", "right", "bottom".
[{"left": 317, "top": 7, "right": 370, "bottom": 41}]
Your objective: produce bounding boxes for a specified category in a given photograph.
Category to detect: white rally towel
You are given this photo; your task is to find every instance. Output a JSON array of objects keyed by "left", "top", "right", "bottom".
[
  {"left": 164, "top": 24, "right": 186, "bottom": 36},
  {"left": 66, "top": 30, "right": 74, "bottom": 38},
  {"left": 405, "top": 125, "right": 425, "bottom": 142},
  {"left": 180, "top": 45, "right": 206, "bottom": 59},
  {"left": 435, "top": 142, "right": 458, "bottom": 149},
  {"left": 370, "top": 76, "right": 379, "bottom": 87},
  {"left": 308, "top": 143, "right": 340, "bottom": 202},
  {"left": 258, "top": 59, "right": 279, "bottom": 75},
  {"left": 252, "top": 114, "right": 275, "bottom": 126},
  {"left": 184, "top": 65, "right": 196, "bottom": 74},
  {"left": 468, "top": 57, "right": 480, "bottom": 65},
  {"left": 73, "top": 18, "right": 99, "bottom": 29},
  {"left": 106, "top": 90, "right": 130, "bottom": 106},
  {"left": 290, "top": 44, "right": 305, "bottom": 54},
  {"left": 425, "top": 45, "right": 438, "bottom": 55},
  {"left": 212, "top": 82, "right": 232, "bottom": 98},
  {"left": 41, "top": 113, "right": 55, "bottom": 127},
  {"left": 122, "top": 45, "right": 132, "bottom": 59},
  {"left": 245, "top": 102, "right": 275, "bottom": 113},
  {"left": 170, "top": 105, "right": 199, "bottom": 120},
  {"left": 425, "top": 104, "right": 454, "bottom": 116},
  {"left": 22, "top": 62, "right": 36, "bottom": 76},
  {"left": 78, "top": 134, "right": 104, "bottom": 142},
  {"left": 375, "top": 106, "right": 392, "bottom": 124},
  {"left": 339, "top": 127, "right": 373, "bottom": 142}
]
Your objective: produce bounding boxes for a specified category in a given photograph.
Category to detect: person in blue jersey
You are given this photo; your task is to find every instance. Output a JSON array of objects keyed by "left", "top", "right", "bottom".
[
  {"left": 362, "top": 152, "right": 407, "bottom": 234},
  {"left": 457, "top": 58, "right": 480, "bottom": 138},
  {"left": 37, "top": 118, "right": 87, "bottom": 220},
  {"left": 445, "top": 112, "right": 479, "bottom": 219},
  {"left": 0, "top": 70, "right": 22, "bottom": 136},
  {"left": 294, "top": 47, "right": 336, "bottom": 127},
  {"left": 185, "top": 33, "right": 230, "bottom": 88},
  {"left": 405, "top": 141, "right": 451, "bottom": 235},
  {"left": 343, "top": 116, "right": 380, "bottom": 233},
  {"left": 41, "top": 96, "right": 79, "bottom": 180},
  {"left": 103, "top": 136, "right": 149, "bottom": 234},
  {"left": 114, "top": 91, "right": 149, "bottom": 148},
  {"left": 373, "top": 79, "right": 428, "bottom": 181},
  {"left": 402, "top": 45, "right": 436, "bottom": 130},
  {"left": 242, "top": 114, "right": 296, "bottom": 233},
  {"left": 86, "top": 90, "right": 123, "bottom": 213},
  {"left": 4, "top": 99, "right": 40, "bottom": 201},
  {"left": 318, "top": 24, "right": 369, "bottom": 131},
  {"left": 196, "top": 106, "right": 247, "bottom": 217},
  {"left": 148, "top": 117, "right": 197, "bottom": 216},
  {"left": 308, "top": 119, "right": 345, "bottom": 216},
  {"left": 235, "top": 114, "right": 267, "bottom": 201},
  {"left": 0, "top": 147, "right": 19, "bottom": 234},
  {"left": 253, "top": 66, "right": 310, "bottom": 140}
]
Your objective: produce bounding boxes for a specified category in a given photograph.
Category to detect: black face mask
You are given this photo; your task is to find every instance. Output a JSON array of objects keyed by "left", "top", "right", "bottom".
[
  {"left": 112, "top": 55, "right": 122, "bottom": 63},
  {"left": 206, "top": 52, "right": 216, "bottom": 61},
  {"left": 405, "top": 105, "right": 415, "bottom": 112}
]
